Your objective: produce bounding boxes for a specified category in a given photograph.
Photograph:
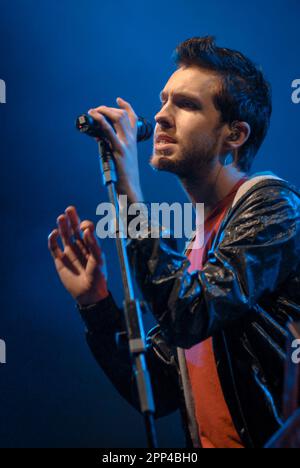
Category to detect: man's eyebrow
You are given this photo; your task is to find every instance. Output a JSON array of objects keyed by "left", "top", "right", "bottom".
[{"left": 159, "top": 90, "right": 202, "bottom": 104}]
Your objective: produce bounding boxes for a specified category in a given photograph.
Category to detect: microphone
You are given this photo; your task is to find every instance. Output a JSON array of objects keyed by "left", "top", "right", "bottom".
[{"left": 76, "top": 113, "right": 153, "bottom": 142}]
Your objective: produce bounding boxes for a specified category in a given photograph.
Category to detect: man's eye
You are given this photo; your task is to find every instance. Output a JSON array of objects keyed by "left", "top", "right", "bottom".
[{"left": 180, "top": 101, "right": 197, "bottom": 109}]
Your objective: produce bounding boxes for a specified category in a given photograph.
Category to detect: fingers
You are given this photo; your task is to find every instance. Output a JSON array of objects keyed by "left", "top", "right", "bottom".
[
  {"left": 80, "top": 220, "right": 95, "bottom": 232},
  {"left": 88, "top": 97, "right": 137, "bottom": 147},
  {"left": 65, "top": 207, "right": 93, "bottom": 261},
  {"left": 48, "top": 229, "right": 63, "bottom": 260},
  {"left": 51, "top": 208, "right": 87, "bottom": 256},
  {"left": 88, "top": 109, "right": 124, "bottom": 153},
  {"left": 116, "top": 97, "right": 138, "bottom": 128},
  {"left": 83, "top": 227, "right": 103, "bottom": 265},
  {"left": 50, "top": 208, "right": 103, "bottom": 268},
  {"left": 80, "top": 221, "right": 105, "bottom": 265},
  {"left": 65, "top": 206, "right": 82, "bottom": 240},
  {"left": 53, "top": 209, "right": 95, "bottom": 250},
  {"left": 57, "top": 214, "right": 72, "bottom": 248},
  {"left": 84, "top": 229, "right": 103, "bottom": 276},
  {"left": 48, "top": 228, "right": 83, "bottom": 275}
]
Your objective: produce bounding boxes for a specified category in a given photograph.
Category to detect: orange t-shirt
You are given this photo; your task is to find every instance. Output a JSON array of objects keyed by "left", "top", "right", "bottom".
[{"left": 185, "top": 179, "right": 247, "bottom": 449}]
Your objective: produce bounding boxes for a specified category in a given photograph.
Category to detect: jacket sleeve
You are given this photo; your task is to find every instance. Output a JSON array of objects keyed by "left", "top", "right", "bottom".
[
  {"left": 79, "top": 293, "right": 181, "bottom": 418},
  {"left": 127, "top": 185, "right": 300, "bottom": 349}
]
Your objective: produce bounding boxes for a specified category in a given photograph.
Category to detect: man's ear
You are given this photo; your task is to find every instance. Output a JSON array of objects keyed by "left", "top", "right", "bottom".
[{"left": 224, "top": 121, "right": 251, "bottom": 152}]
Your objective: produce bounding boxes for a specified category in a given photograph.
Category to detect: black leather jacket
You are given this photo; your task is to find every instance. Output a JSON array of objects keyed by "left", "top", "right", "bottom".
[{"left": 80, "top": 176, "right": 300, "bottom": 448}]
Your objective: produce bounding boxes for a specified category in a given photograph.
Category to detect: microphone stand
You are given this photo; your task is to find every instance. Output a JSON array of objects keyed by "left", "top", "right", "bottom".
[{"left": 97, "top": 137, "right": 158, "bottom": 449}]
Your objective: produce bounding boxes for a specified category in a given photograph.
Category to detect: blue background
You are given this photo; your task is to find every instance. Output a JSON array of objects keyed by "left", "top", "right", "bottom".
[{"left": 0, "top": 0, "right": 299, "bottom": 448}]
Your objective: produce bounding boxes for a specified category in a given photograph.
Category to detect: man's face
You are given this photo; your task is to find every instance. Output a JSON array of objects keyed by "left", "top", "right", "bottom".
[{"left": 151, "top": 66, "right": 225, "bottom": 178}]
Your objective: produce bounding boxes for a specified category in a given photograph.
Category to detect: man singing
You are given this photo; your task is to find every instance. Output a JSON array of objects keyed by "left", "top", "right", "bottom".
[{"left": 48, "top": 37, "right": 300, "bottom": 448}]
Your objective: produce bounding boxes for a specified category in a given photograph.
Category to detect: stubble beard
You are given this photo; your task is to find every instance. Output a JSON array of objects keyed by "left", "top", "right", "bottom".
[{"left": 150, "top": 134, "right": 220, "bottom": 181}]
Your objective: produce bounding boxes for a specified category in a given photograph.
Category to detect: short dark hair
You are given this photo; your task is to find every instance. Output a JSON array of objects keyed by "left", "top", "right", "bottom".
[{"left": 173, "top": 36, "right": 272, "bottom": 172}]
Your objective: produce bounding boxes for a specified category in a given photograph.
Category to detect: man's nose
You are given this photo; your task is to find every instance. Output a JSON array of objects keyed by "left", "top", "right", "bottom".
[{"left": 154, "top": 108, "right": 174, "bottom": 129}]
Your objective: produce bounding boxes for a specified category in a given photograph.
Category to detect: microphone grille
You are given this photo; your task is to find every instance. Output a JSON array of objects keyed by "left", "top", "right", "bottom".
[{"left": 137, "top": 117, "right": 153, "bottom": 142}]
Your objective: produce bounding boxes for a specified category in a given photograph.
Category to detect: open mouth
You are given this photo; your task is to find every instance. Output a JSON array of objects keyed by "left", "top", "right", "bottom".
[{"left": 155, "top": 142, "right": 176, "bottom": 149}]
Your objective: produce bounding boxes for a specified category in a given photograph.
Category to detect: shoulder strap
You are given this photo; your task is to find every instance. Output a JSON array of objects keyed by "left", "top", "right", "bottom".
[
  {"left": 206, "top": 173, "right": 284, "bottom": 255},
  {"left": 231, "top": 173, "right": 283, "bottom": 209},
  {"left": 184, "top": 173, "right": 284, "bottom": 255}
]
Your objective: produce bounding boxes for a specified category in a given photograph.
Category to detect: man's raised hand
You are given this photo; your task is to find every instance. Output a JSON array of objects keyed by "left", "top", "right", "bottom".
[{"left": 48, "top": 206, "right": 108, "bottom": 306}]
